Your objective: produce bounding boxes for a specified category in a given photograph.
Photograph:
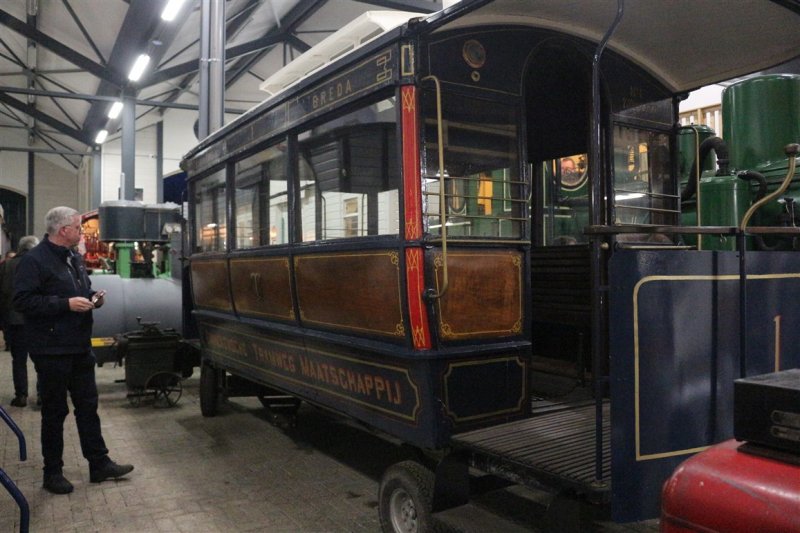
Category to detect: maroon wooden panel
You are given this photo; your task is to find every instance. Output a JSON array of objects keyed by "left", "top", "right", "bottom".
[
  {"left": 294, "top": 251, "right": 405, "bottom": 338},
  {"left": 433, "top": 250, "right": 524, "bottom": 340},
  {"left": 230, "top": 257, "right": 295, "bottom": 320},
  {"left": 191, "top": 259, "right": 232, "bottom": 312}
]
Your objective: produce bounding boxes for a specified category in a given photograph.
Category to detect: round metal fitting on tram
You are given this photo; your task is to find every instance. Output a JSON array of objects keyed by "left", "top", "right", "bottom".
[{"left": 462, "top": 39, "right": 486, "bottom": 69}]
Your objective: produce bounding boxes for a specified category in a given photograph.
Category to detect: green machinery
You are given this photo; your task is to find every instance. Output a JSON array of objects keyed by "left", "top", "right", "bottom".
[{"left": 680, "top": 74, "right": 800, "bottom": 250}]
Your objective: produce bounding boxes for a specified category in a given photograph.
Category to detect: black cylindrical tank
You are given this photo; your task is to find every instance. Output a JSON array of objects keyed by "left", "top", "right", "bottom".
[
  {"left": 99, "top": 200, "right": 145, "bottom": 241},
  {"left": 90, "top": 275, "right": 183, "bottom": 364}
]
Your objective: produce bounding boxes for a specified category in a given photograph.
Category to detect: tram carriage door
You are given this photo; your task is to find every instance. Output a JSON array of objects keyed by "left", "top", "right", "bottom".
[{"left": 526, "top": 43, "right": 594, "bottom": 386}]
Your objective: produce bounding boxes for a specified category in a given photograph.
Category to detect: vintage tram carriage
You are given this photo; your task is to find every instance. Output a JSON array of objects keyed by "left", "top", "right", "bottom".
[{"left": 181, "top": 0, "right": 800, "bottom": 528}]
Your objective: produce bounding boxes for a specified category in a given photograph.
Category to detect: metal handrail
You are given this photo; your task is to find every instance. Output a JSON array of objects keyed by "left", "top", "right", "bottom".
[
  {"left": 589, "top": 0, "right": 625, "bottom": 485},
  {"left": 586, "top": 224, "right": 800, "bottom": 235},
  {"left": 421, "top": 74, "right": 449, "bottom": 299},
  {"left": 740, "top": 145, "right": 799, "bottom": 231}
]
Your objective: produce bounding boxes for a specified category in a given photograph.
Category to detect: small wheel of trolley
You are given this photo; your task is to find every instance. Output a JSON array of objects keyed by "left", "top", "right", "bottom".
[
  {"left": 145, "top": 372, "right": 183, "bottom": 407},
  {"left": 126, "top": 389, "right": 145, "bottom": 407}
]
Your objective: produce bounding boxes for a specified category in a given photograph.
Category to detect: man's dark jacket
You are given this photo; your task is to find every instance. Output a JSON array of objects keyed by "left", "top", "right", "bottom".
[{"left": 13, "top": 234, "right": 97, "bottom": 355}]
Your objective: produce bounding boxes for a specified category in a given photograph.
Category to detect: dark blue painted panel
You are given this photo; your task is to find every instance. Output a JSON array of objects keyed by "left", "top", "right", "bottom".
[
  {"left": 197, "top": 317, "right": 528, "bottom": 450},
  {"left": 609, "top": 250, "right": 800, "bottom": 521}
]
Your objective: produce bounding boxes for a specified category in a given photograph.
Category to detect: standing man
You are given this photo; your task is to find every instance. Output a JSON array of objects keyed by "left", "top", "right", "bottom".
[
  {"left": 13, "top": 206, "right": 133, "bottom": 494},
  {"left": 0, "top": 236, "right": 39, "bottom": 406}
]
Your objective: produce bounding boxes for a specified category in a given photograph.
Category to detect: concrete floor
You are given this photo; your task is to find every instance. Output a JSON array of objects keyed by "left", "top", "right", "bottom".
[{"left": 0, "top": 348, "right": 660, "bottom": 532}]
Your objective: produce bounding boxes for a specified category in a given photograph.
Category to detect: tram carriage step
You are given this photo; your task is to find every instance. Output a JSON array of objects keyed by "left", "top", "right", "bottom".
[{"left": 432, "top": 502, "right": 533, "bottom": 533}]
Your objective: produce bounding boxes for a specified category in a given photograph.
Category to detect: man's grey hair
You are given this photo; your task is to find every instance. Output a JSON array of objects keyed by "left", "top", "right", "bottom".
[
  {"left": 45, "top": 206, "right": 79, "bottom": 236},
  {"left": 17, "top": 235, "right": 39, "bottom": 252}
]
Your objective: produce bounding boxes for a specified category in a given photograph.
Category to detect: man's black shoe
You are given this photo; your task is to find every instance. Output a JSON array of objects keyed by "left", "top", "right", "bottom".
[
  {"left": 43, "top": 473, "right": 74, "bottom": 494},
  {"left": 10, "top": 395, "right": 27, "bottom": 407},
  {"left": 90, "top": 461, "right": 134, "bottom": 483}
]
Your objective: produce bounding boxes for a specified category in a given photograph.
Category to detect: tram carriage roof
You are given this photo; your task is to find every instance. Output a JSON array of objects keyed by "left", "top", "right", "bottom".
[
  {"left": 432, "top": 0, "right": 800, "bottom": 95},
  {"left": 183, "top": 0, "right": 800, "bottom": 163}
]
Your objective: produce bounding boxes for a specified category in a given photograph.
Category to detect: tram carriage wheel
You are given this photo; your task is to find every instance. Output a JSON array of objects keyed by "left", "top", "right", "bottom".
[
  {"left": 379, "top": 460, "right": 435, "bottom": 533},
  {"left": 146, "top": 372, "right": 183, "bottom": 407},
  {"left": 199, "top": 362, "right": 220, "bottom": 417}
]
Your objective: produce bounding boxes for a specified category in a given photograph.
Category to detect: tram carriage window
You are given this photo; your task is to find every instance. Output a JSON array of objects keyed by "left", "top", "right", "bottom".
[
  {"left": 421, "top": 91, "right": 524, "bottom": 240},
  {"left": 193, "top": 169, "right": 227, "bottom": 252},
  {"left": 539, "top": 153, "right": 590, "bottom": 245},
  {"left": 234, "top": 143, "right": 288, "bottom": 248},
  {"left": 612, "top": 126, "right": 675, "bottom": 226},
  {"left": 298, "top": 97, "right": 399, "bottom": 242}
]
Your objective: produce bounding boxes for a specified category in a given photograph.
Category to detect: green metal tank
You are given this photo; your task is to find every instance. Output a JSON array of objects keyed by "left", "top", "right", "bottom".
[
  {"left": 722, "top": 74, "right": 800, "bottom": 171},
  {"left": 698, "top": 175, "right": 750, "bottom": 250}
]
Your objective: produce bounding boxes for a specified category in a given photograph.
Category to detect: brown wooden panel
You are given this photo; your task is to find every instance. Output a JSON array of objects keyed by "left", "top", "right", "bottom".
[
  {"left": 191, "top": 259, "right": 232, "bottom": 312},
  {"left": 433, "top": 250, "right": 524, "bottom": 340},
  {"left": 294, "top": 251, "right": 405, "bottom": 337},
  {"left": 230, "top": 257, "right": 294, "bottom": 320}
]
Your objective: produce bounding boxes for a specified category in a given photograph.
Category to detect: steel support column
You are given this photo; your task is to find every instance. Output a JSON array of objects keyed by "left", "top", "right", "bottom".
[
  {"left": 198, "top": 0, "right": 225, "bottom": 140},
  {"left": 120, "top": 93, "right": 135, "bottom": 200},
  {"left": 156, "top": 120, "right": 164, "bottom": 203},
  {"left": 27, "top": 151, "right": 34, "bottom": 232},
  {"left": 92, "top": 147, "right": 101, "bottom": 208}
]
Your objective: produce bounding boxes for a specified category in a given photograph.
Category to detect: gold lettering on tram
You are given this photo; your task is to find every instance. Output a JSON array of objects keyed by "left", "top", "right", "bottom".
[
  {"left": 205, "top": 329, "right": 410, "bottom": 409},
  {"left": 298, "top": 356, "right": 403, "bottom": 405},
  {"left": 312, "top": 80, "right": 354, "bottom": 110}
]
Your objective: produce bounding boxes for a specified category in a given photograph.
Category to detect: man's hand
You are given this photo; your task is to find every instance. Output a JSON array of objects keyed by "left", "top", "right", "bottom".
[{"left": 69, "top": 297, "right": 95, "bottom": 312}]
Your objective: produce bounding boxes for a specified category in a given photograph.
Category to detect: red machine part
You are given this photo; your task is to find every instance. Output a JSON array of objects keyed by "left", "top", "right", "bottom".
[{"left": 661, "top": 439, "right": 800, "bottom": 532}]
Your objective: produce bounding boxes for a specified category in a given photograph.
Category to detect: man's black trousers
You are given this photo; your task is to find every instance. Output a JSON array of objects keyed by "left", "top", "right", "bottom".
[{"left": 30, "top": 351, "right": 109, "bottom": 476}]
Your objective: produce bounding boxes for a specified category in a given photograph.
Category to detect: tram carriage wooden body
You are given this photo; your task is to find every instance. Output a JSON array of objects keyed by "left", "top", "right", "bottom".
[{"left": 182, "top": 0, "right": 800, "bottom": 528}]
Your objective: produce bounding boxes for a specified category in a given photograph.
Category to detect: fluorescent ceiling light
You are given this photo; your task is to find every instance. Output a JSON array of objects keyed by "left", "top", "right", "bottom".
[
  {"left": 95, "top": 129, "right": 108, "bottom": 144},
  {"left": 128, "top": 54, "right": 151, "bottom": 82},
  {"left": 107, "top": 101, "right": 124, "bottom": 119},
  {"left": 161, "top": 0, "right": 187, "bottom": 21}
]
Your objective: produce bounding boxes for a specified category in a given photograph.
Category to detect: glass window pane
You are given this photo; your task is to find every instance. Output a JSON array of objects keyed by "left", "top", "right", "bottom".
[
  {"left": 422, "top": 92, "right": 524, "bottom": 240},
  {"left": 234, "top": 142, "right": 289, "bottom": 248},
  {"left": 298, "top": 97, "right": 399, "bottom": 242},
  {"left": 538, "top": 153, "right": 590, "bottom": 245},
  {"left": 193, "top": 169, "right": 226, "bottom": 252},
  {"left": 613, "top": 126, "right": 675, "bottom": 226}
]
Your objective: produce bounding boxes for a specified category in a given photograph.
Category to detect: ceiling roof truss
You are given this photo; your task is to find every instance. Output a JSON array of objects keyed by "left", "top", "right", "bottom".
[
  {"left": 61, "top": 0, "right": 107, "bottom": 66},
  {"left": 0, "top": 0, "right": 443, "bottom": 161},
  {"left": 0, "top": 8, "right": 126, "bottom": 87},
  {"left": 0, "top": 90, "right": 93, "bottom": 145}
]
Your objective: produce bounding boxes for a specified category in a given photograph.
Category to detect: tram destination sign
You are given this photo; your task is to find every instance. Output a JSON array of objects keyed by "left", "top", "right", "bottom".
[{"left": 286, "top": 48, "right": 396, "bottom": 127}]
